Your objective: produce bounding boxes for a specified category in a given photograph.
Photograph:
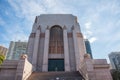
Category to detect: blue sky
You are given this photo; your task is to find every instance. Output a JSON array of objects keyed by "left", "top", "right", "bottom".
[{"left": 0, "top": 0, "right": 120, "bottom": 62}]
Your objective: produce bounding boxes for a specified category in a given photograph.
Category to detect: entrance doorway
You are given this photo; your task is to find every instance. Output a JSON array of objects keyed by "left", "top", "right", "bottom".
[{"left": 48, "top": 59, "right": 64, "bottom": 71}]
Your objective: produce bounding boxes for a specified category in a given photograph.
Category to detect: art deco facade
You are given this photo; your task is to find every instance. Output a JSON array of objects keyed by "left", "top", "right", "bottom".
[{"left": 27, "top": 14, "right": 86, "bottom": 71}]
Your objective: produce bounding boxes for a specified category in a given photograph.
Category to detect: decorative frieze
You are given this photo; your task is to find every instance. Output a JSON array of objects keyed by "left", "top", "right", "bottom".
[
  {"left": 40, "top": 33, "right": 45, "bottom": 38},
  {"left": 37, "top": 25, "right": 41, "bottom": 30},
  {"left": 29, "top": 33, "right": 36, "bottom": 38},
  {"left": 63, "top": 25, "right": 67, "bottom": 29},
  {"left": 67, "top": 33, "right": 73, "bottom": 37},
  {"left": 77, "top": 33, "right": 83, "bottom": 38},
  {"left": 46, "top": 25, "right": 50, "bottom": 30}
]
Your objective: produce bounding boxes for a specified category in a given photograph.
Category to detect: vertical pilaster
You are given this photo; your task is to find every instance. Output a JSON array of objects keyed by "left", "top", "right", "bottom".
[
  {"left": 32, "top": 26, "right": 40, "bottom": 71},
  {"left": 77, "top": 33, "right": 86, "bottom": 63},
  {"left": 42, "top": 26, "right": 50, "bottom": 72},
  {"left": 72, "top": 26, "right": 80, "bottom": 71},
  {"left": 27, "top": 33, "right": 35, "bottom": 63},
  {"left": 63, "top": 26, "right": 70, "bottom": 71}
]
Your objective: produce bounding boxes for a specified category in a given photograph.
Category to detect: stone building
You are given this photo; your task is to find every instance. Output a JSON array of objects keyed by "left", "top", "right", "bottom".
[
  {"left": 0, "top": 45, "right": 8, "bottom": 57},
  {"left": 27, "top": 14, "right": 86, "bottom": 72},
  {"left": 0, "top": 14, "right": 112, "bottom": 80}
]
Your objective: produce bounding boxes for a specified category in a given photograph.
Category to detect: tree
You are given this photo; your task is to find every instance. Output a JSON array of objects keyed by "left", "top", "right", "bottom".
[
  {"left": 111, "top": 69, "right": 120, "bottom": 80},
  {"left": 0, "top": 51, "right": 5, "bottom": 65}
]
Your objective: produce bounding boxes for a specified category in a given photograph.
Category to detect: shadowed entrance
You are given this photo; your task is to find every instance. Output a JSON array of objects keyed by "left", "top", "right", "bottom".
[{"left": 48, "top": 59, "right": 64, "bottom": 71}]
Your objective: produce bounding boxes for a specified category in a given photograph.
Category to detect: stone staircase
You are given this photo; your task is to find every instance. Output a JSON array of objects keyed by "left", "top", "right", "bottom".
[{"left": 27, "top": 71, "right": 84, "bottom": 80}]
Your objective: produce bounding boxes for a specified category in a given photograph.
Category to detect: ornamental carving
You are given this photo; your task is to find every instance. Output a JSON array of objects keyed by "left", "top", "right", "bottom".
[
  {"left": 40, "top": 33, "right": 45, "bottom": 38},
  {"left": 30, "top": 33, "right": 36, "bottom": 38},
  {"left": 77, "top": 33, "right": 83, "bottom": 37},
  {"left": 68, "top": 33, "right": 72, "bottom": 37}
]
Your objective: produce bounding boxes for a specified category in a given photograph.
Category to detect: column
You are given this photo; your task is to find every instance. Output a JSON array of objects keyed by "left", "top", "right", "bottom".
[
  {"left": 72, "top": 26, "right": 80, "bottom": 71},
  {"left": 77, "top": 33, "right": 86, "bottom": 62},
  {"left": 63, "top": 26, "right": 70, "bottom": 71},
  {"left": 32, "top": 27, "right": 40, "bottom": 71},
  {"left": 42, "top": 26, "right": 50, "bottom": 72}
]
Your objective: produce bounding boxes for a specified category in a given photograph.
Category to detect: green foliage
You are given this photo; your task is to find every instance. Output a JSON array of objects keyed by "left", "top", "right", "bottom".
[
  {"left": 111, "top": 69, "right": 120, "bottom": 80},
  {"left": 0, "top": 51, "right": 5, "bottom": 65}
]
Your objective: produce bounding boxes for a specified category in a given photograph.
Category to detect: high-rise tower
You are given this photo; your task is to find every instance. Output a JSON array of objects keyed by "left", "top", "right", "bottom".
[
  {"left": 7, "top": 41, "right": 27, "bottom": 60},
  {"left": 84, "top": 39, "right": 93, "bottom": 59},
  {"left": 109, "top": 52, "right": 120, "bottom": 70}
]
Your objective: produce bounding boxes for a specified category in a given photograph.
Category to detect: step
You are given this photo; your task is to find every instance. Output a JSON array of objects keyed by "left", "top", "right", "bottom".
[{"left": 27, "top": 71, "right": 84, "bottom": 80}]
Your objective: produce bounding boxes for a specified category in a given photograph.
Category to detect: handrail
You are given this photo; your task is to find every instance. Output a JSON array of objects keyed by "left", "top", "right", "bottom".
[
  {"left": 78, "top": 61, "right": 89, "bottom": 80},
  {"left": 22, "top": 59, "right": 33, "bottom": 80},
  {"left": 23, "top": 70, "right": 33, "bottom": 80}
]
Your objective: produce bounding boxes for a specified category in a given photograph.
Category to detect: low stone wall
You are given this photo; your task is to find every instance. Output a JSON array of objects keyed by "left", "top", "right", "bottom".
[
  {"left": 0, "top": 60, "right": 18, "bottom": 80},
  {"left": 0, "top": 58, "right": 32, "bottom": 80},
  {"left": 91, "top": 59, "right": 112, "bottom": 80},
  {"left": 79, "top": 59, "right": 89, "bottom": 80},
  {"left": 79, "top": 54, "right": 113, "bottom": 80},
  {"left": 15, "top": 58, "right": 32, "bottom": 80}
]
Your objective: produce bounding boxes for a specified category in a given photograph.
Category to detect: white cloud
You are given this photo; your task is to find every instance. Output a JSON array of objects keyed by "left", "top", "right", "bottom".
[
  {"left": 8, "top": 0, "right": 46, "bottom": 22},
  {"left": 83, "top": 21, "right": 94, "bottom": 39},
  {"left": 1, "top": 25, "right": 28, "bottom": 44},
  {"left": 7, "top": 0, "right": 20, "bottom": 12},
  {"left": 83, "top": 35, "right": 87, "bottom": 39},
  {"left": 89, "top": 37, "right": 97, "bottom": 43},
  {"left": 7, "top": 0, "right": 76, "bottom": 21},
  {"left": 85, "top": 22, "right": 91, "bottom": 29}
]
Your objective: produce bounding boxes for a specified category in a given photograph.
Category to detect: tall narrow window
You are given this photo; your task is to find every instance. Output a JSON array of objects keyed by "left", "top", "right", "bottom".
[{"left": 49, "top": 25, "right": 64, "bottom": 54}]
